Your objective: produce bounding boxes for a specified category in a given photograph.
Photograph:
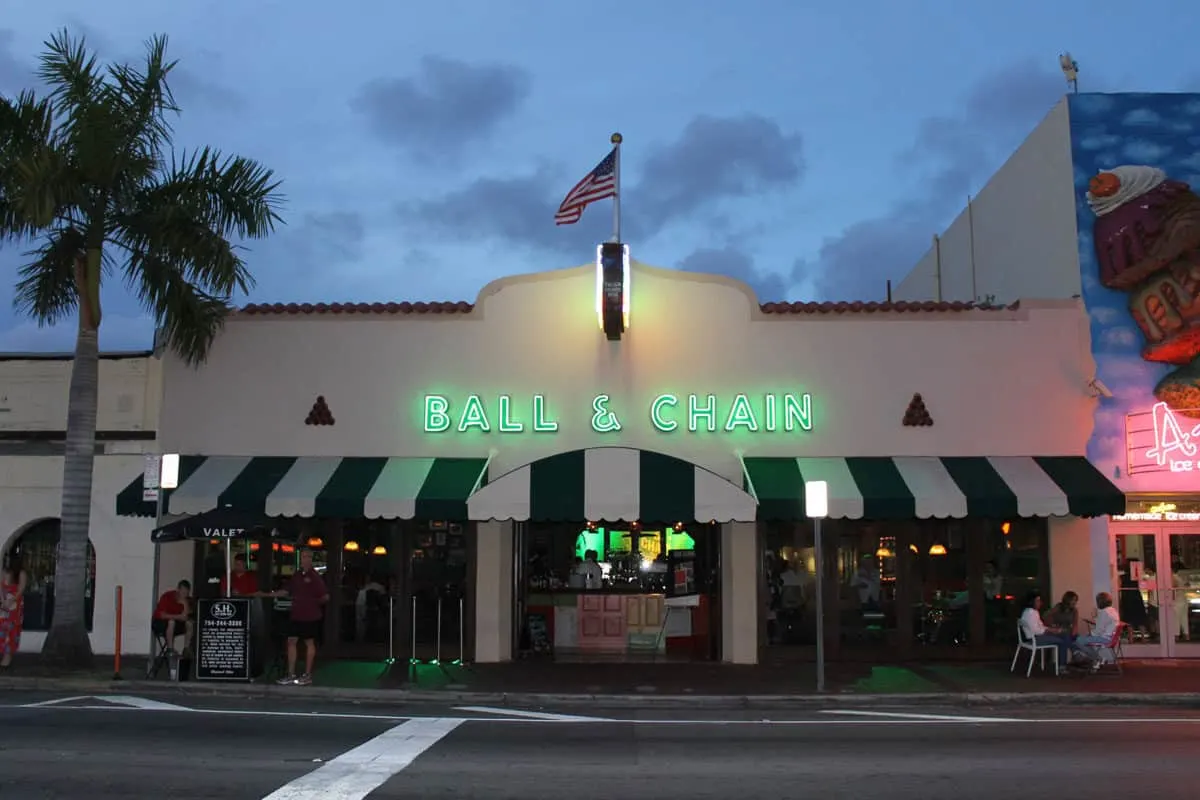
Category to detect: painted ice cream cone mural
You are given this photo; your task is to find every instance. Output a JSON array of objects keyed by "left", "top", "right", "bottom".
[{"left": 1087, "top": 164, "right": 1200, "bottom": 418}]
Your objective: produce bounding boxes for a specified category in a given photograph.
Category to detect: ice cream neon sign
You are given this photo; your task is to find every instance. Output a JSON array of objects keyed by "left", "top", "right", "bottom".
[
  {"left": 421, "top": 392, "right": 814, "bottom": 434},
  {"left": 1129, "top": 402, "right": 1200, "bottom": 474}
]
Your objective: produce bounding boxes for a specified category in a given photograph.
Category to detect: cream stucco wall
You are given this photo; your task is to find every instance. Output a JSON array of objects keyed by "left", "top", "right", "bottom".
[
  {"left": 0, "top": 354, "right": 161, "bottom": 656},
  {"left": 159, "top": 264, "right": 1098, "bottom": 484},
  {"left": 895, "top": 99, "right": 1081, "bottom": 305}
]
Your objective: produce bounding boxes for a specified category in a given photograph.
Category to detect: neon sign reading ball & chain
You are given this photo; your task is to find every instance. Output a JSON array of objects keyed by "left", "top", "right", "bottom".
[{"left": 422, "top": 392, "right": 814, "bottom": 435}]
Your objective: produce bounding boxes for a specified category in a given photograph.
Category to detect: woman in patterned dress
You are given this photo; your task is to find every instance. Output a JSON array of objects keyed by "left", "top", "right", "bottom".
[{"left": 0, "top": 553, "right": 27, "bottom": 668}]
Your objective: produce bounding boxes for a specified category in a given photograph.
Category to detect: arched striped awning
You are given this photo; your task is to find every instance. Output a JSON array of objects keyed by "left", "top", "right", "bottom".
[{"left": 467, "top": 447, "right": 757, "bottom": 523}]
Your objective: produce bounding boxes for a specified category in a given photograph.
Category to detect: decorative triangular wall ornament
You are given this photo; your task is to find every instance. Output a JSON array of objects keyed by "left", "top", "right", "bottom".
[
  {"left": 902, "top": 393, "right": 933, "bottom": 427},
  {"left": 305, "top": 395, "right": 335, "bottom": 426}
]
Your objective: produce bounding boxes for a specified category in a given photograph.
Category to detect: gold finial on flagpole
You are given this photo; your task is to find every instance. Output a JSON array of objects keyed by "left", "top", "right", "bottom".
[{"left": 611, "top": 132, "right": 623, "bottom": 144}]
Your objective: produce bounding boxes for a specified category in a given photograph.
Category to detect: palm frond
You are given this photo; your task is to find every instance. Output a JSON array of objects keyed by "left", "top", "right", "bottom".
[
  {"left": 12, "top": 227, "right": 83, "bottom": 324},
  {"left": 163, "top": 147, "right": 285, "bottom": 240},
  {"left": 37, "top": 29, "right": 103, "bottom": 127},
  {"left": 0, "top": 90, "right": 58, "bottom": 239},
  {"left": 129, "top": 254, "right": 232, "bottom": 365},
  {"left": 115, "top": 201, "right": 254, "bottom": 298},
  {"left": 106, "top": 33, "right": 178, "bottom": 169}
]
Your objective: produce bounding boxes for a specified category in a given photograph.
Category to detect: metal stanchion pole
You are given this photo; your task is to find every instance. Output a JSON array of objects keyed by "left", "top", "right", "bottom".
[
  {"left": 435, "top": 596, "right": 443, "bottom": 664},
  {"left": 458, "top": 597, "right": 464, "bottom": 665},
  {"left": 410, "top": 596, "right": 417, "bottom": 665},
  {"left": 814, "top": 516, "right": 826, "bottom": 693},
  {"left": 387, "top": 596, "right": 394, "bottom": 662},
  {"left": 224, "top": 540, "right": 232, "bottom": 598}
]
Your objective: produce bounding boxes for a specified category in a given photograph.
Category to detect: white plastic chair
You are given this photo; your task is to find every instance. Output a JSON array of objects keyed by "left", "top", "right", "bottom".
[{"left": 1010, "top": 622, "right": 1060, "bottom": 677}]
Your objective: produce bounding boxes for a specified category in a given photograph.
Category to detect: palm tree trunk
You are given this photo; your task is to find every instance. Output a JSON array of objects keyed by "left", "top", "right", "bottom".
[{"left": 40, "top": 304, "right": 100, "bottom": 667}]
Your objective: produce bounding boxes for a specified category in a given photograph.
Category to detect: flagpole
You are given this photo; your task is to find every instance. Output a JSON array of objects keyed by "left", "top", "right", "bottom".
[{"left": 611, "top": 132, "right": 622, "bottom": 243}]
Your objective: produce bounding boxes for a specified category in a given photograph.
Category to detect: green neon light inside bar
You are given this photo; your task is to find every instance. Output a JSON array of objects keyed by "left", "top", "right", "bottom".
[{"left": 422, "top": 393, "right": 813, "bottom": 434}]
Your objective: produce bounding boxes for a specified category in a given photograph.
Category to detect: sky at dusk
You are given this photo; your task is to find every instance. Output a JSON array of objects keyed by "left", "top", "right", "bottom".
[{"left": 3, "top": 0, "right": 1200, "bottom": 352}]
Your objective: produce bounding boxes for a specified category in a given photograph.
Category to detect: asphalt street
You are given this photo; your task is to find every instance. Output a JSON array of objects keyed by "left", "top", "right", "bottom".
[{"left": 1, "top": 691, "right": 1198, "bottom": 799}]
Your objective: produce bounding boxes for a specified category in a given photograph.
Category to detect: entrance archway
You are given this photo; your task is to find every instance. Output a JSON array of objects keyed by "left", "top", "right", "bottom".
[{"left": 3, "top": 518, "right": 97, "bottom": 632}]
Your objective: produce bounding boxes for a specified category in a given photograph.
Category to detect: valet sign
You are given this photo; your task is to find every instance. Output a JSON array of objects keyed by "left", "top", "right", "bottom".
[
  {"left": 1126, "top": 402, "right": 1200, "bottom": 474},
  {"left": 422, "top": 392, "right": 814, "bottom": 435}
]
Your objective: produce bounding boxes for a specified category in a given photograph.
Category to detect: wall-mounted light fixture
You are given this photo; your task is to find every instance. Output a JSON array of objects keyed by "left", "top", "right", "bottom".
[{"left": 596, "top": 242, "right": 630, "bottom": 341}]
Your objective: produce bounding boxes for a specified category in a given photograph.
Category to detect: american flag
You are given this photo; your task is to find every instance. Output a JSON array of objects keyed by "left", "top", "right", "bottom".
[{"left": 555, "top": 148, "right": 617, "bottom": 225}]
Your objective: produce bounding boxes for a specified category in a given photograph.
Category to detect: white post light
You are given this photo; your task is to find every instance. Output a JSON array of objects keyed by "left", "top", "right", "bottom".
[
  {"left": 805, "top": 480, "right": 829, "bottom": 692},
  {"left": 159, "top": 453, "right": 180, "bottom": 490}
]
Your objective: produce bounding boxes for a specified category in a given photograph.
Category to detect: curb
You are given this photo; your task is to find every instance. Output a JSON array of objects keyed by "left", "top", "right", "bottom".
[{"left": 2, "top": 676, "right": 1198, "bottom": 709}]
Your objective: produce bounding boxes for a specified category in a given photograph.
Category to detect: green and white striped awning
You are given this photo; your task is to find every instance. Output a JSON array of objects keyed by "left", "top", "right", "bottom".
[
  {"left": 116, "top": 456, "right": 488, "bottom": 520},
  {"left": 468, "top": 447, "right": 757, "bottom": 522},
  {"left": 741, "top": 456, "right": 1125, "bottom": 520}
]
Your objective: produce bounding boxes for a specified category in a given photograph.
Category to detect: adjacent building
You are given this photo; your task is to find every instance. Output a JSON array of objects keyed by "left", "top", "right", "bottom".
[
  {"left": 0, "top": 353, "right": 160, "bottom": 655},
  {"left": 896, "top": 92, "right": 1200, "bottom": 658}
]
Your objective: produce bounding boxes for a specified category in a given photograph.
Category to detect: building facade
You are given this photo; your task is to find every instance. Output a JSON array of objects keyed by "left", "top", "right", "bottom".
[
  {"left": 113, "top": 262, "right": 1122, "bottom": 665},
  {"left": 0, "top": 353, "right": 160, "bottom": 656},
  {"left": 896, "top": 92, "right": 1200, "bottom": 657}
]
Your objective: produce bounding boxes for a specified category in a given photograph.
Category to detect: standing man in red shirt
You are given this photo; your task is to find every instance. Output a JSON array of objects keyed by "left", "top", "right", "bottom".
[
  {"left": 220, "top": 554, "right": 261, "bottom": 597},
  {"left": 273, "top": 548, "right": 328, "bottom": 685}
]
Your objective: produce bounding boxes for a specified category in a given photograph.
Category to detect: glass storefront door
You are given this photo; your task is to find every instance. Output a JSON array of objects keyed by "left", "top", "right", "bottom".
[{"left": 1113, "top": 524, "right": 1200, "bottom": 658}]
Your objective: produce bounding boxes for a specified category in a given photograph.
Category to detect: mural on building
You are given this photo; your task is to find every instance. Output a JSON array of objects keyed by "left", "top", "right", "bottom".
[{"left": 1069, "top": 93, "right": 1200, "bottom": 493}]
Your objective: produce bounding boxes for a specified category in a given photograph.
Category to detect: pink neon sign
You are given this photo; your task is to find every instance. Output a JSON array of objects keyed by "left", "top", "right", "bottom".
[{"left": 1126, "top": 402, "right": 1200, "bottom": 475}]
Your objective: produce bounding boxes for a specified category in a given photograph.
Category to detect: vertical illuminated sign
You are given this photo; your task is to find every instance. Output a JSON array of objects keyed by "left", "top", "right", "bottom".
[{"left": 596, "top": 242, "right": 629, "bottom": 341}]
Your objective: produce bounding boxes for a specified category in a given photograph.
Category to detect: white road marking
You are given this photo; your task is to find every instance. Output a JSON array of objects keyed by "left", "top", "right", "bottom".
[
  {"left": 455, "top": 705, "right": 613, "bottom": 722},
  {"left": 99, "top": 695, "right": 194, "bottom": 712},
  {"left": 261, "top": 717, "right": 461, "bottom": 800},
  {"left": 19, "top": 695, "right": 93, "bottom": 708},
  {"left": 7, "top": 701, "right": 1200, "bottom": 727},
  {"left": 820, "top": 710, "right": 1018, "bottom": 723}
]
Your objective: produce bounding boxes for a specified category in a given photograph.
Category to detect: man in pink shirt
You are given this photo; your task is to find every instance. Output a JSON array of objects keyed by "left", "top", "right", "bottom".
[{"left": 273, "top": 548, "right": 328, "bottom": 685}]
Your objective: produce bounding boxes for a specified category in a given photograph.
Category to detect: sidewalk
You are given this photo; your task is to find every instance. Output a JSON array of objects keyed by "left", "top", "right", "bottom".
[{"left": 2, "top": 654, "right": 1199, "bottom": 707}]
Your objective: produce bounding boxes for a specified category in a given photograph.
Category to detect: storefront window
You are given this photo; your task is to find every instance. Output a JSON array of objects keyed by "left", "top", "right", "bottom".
[
  {"left": 836, "top": 522, "right": 898, "bottom": 649},
  {"left": 762, "top": 521, "right": 816, "bottom": 647},
  {"left": 4, "top": 519, "right": 96, "bottom": 632}
]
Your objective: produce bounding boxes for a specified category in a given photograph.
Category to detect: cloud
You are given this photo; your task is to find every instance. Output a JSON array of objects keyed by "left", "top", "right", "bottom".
[
  {"left": 247, "top": 211, "right": 370, "bottom": 299},
  {"left": 353, "top": 56, "right": 530, "bottom": 157},
  {"left": 677, "top": 247, "right": 789, "bottom": 301},
  {"left": 1122, "top": 140, "right": 1172, "bottom": 163},
  {"left": 1090, "top": 306, "right": 1121, "bottom": 325},
  {"left": 0, "top": 29, "right": 31, "bottom": 93},
  {"left": 1099, "top": 326, "right": 1138, "bottom": 348},
  {"left": 402, "top": 113, "right": 803, "bottom": 256},
  {"left": 1077, "top": 134, "right": 1121, "bottom": 151},
  {"left": 796, "top": 59, "right": 1067, "bottom": 300},
  {"left": 1122, "top": 108, "right": 1162, "bottom": 127},
  {"left": 633, "top": 115, "right": 803, "bottom": 237},
  {"left": 168, "top": 64, "right": 246, "bottom": 112}
]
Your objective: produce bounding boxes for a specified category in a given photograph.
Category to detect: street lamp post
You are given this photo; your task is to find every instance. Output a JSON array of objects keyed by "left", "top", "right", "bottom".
[
  {"left": 805, "top": 480, "right": 829, "bottom": 693},
  {"left": 148, "top": 454, "right": 180, "bottom": 654}
]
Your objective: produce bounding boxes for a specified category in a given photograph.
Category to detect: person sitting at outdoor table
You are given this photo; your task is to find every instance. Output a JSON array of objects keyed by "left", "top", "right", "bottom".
[
  {"left": 1045, "top": 591, "right": 1080, "bottom": 636},
  {"left": 1020, "top": 590, "right": 1074, "bottom": 671},
  {"left": 153, "top": 580, "right": 193, "bottom": 655},
  {"left": 1075, "top": 592, "right": 1121, "bottom": 671},
  {"left": 219, "top": 554, "right": 261, "bottom": 597}
]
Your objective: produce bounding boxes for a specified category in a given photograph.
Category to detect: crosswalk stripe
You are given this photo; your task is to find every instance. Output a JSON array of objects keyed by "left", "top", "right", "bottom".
[{"left": 261, "top": 717, "right": 461, "bottom": 800}]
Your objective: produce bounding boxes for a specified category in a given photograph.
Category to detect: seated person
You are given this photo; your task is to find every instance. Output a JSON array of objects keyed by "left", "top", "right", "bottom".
[
  {"left": 1019, "top": 590, "right": 1075, "bottom": 670},
  {"left": 153, "top": 579, "right": 193, "bottom": 655},
  {"left": 1075, "top": 591, "right": 1121, "bottom": 670}
]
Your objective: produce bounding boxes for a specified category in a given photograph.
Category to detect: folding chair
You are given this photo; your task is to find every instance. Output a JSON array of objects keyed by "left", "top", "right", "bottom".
[
  {"left": 1010, "top": 622, "right": 1060, "bottom": 677},
  {"left": 146, "top": 627, "right": 175, "bottom": 679}
]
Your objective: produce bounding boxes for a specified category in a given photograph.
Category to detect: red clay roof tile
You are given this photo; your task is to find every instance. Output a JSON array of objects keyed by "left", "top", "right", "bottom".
[{"left": 237, "top": 299, "right": 1015, "bottom": 317}]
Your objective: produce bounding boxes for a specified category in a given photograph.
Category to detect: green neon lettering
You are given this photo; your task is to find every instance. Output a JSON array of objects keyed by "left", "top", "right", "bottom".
[
  {"left": 650, "top": 394, "right": 678, "bottom": 432},
  {"left": 764, "top": 394, "right": 777, "bottom": 432},
  {"left": 458, "top": 394, "right": 490, "bottom": 432},
  {"left": 784, "top": 393, "right": 813, "bottom": 432},
  {"left": 532, "top": 394, "right": 558, "bottom": 432},
  {"left": 497, "top": 394, "right": 524, "bottom": 432},
  {"left": 688, "top": 394, "right": 717, "bottom": 432},
  {"left": 724, "top": 393, "right": 759, "bottom": 431},
  {"left": 424, "top": 395, "right": 451, "bottom": 433},
  {"left": 591, "top": 394, "right": 622, "bottom": 433}
]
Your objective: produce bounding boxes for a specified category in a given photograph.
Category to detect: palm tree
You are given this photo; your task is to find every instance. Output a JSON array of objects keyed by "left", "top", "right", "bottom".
[{"left": 0, "top": 30, "right": 283, "bottom": 665}]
